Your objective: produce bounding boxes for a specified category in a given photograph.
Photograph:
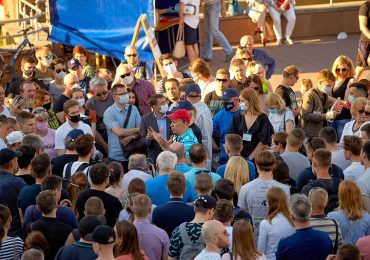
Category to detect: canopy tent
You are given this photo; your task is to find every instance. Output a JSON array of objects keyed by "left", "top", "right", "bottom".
[{"left": 48, "top": 0, "right": 154, "bottom": 62}]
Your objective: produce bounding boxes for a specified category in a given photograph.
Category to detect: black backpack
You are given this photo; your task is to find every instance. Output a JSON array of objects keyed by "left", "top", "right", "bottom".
[{"left": 62, "top": 162, "right": 91, "bottom": 189}]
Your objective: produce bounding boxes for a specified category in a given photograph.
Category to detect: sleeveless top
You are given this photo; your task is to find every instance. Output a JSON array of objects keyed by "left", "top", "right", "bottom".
[{"left": 332, "top": 77, "right": 353, "bottom": 120}]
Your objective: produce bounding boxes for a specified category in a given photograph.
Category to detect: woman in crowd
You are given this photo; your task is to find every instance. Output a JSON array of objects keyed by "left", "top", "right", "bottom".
[
  {"left": 228, "top": 88, "right": 274, "bottom": 161},
  {"left": 32, "top": 107, "right": 57, "bottom": 159},
  {"left": 247, "top": 0, "right": 268, "bottom": 46},
  {"left": 189, "top": 58, "right": 217, "bottom": 100},
  {"left": 300, "top": 78, "right": 313, "bottom": 96},
  {"left": 331, "top": 55, "right": 356, "bottom": 141},
  {"left": 328, "top": 180, "right": 370, "bottom": 244},
  {"left": 247, "top": 74, "right": 269, "bottom": 114},
  {"left": 70, "top": 88, "right": 97, "bottom": 127},
  {"left": 0, "top": 204, "right": 23, "bottom": 259},
  {"left": 248, "top": 62, "right": 273, "bottom": 93},
  {"left": 105, "top": 162, "right": 126, "bottom": 206},
  {"left": 24, "top": 231, "right": 49, "bottom": 258},
  {"left": 257, "top": 186, "right": 295, "bottom": 259},
  {"left": 49, "top": 58, "right": 67, "bottom": 101},
  {"left": 224, "top": 156, "right": 250, "bottom": 194},
  {"left": 33, "top": 89, "right": 59, "bottom": 129},
  {"left": 114, "top": 220, "right": 149, "bottom": 260},
  {"left": 222, "top": 219, "right": 266, "bottom": 260},
  {"left": 67, "top": 171, "right": 88, "bottom": 216},
  {"left": 340, "top": 97, "right": 369, "bottom": 143},
  {"left": 128, "top": 89, "right": 138, "bottom": 106},
  {"left": 9, "top": 95, "right": 31, "bottom": 118},
  {"left": 73, "top": 45, "right": 95, "bottom": 78},
  {"left": 265, "top": 93, "right": 295, "bottom": 134},
  {"left": 267, "top": 0, "right": 296, "bottom": 45}
]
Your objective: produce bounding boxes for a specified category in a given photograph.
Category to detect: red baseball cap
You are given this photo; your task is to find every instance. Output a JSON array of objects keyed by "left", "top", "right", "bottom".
[{"left": 168, "top": 109, "right": 191, "bottom": 124}]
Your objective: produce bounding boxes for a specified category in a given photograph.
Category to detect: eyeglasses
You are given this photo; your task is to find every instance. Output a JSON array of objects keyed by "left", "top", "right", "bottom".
[
  {"left": 126, "top": 54, "right": 138, "bottom": 57},
  {"left": 216, "top": 78, "right": 228, "bottom": 83},
  {"left": 32, "top": 107, "right": 47, "bottom": 115},
  {"left": 336, "top": 68, "right": 347, "bottom": 73},
  {"left": 120, "top": 72, "right": 131, "bottom": 79},
  {"left": 359, "top": 109, "right": 370, "bottom": 115},
  {"left": 55, "top": 69, "right": 66, "bottom": 73},
  {"left": 96, "top": 90, "right": 108, "bottom": 97}
]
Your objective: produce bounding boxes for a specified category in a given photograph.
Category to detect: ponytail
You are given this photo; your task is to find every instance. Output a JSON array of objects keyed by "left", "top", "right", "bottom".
[{"left": 108, "top": 162, "right": 124, "bottom": 186}]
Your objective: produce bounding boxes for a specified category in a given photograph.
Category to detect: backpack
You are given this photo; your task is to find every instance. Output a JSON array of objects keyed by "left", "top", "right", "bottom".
[
  {"left": 178, "top": 223, "right": 204, "bottom": 260},
  {"left": 62, "top": 162, "right": 91, "bottom": 189}
]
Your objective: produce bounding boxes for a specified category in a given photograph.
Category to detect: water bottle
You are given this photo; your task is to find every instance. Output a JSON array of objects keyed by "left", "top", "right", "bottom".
[{"left": 327, "top": 97, "right": 340, "bottom": 123}]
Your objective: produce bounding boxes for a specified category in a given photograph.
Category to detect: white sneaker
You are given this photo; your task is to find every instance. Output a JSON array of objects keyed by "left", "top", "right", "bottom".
[
  {"left": 276, "top": 39, "right": 283, "bottom": 45},
  {"left": 286, "top": 37, "right": 294, "bottom": 45}
]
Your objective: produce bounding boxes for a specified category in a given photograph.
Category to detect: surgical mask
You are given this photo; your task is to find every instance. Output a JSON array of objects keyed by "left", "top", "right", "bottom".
[
  {"left": 119, "top": 94, "right": 129, "bottom": 105},
  {"left": 160, "top": 103, "right": 169, "bottom": 114},
  {"left": 270, "top": 108, "right": 278, "bottom": 114},
  {"left": 224, "top": 101, "right": 235, "bottom": 111},
  {"left": 23, "top": 70, "right": 34, "bottom": 78},
  {"left": 321, "top": 86, "right": 332, "bottom": 95},
  {"left": 77, "top": 98, "right": 85, "bottom": 107},
  {"left": 36, "top": 121, "right": 48, "bottom": 131},
  {"left": 164, "top": 63, "right": 177, "bottom": 75},
  {"left": 55, "top": 71, "right": 66, "bottom": 80},
  {"left": 72, "top": 83, "right": 80, "bottom": 89},
  {"left": 68, "top": 114, "right": 80, "bottom": 123},
  {"left": 348, "top": 95, "right": 355, "bottom": 104},
  {"left": 42, "top": 57, "right": 53, "bottom": 67},
  {"left": 240, "top": 102, "right": 248, "bottom": 113},
  {"left": 43, "top": 102, "right": 52, "bottom": 110},
  {"left": 122, "top": 75, "right": 134, "bottom": 85}
]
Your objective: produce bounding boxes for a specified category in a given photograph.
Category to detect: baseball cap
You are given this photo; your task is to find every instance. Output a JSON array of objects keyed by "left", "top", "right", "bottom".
[
  {"left": 0, "top": 148, "right": 22, "bottom": 164},
  {"left": 91, "top": 225, "right": 116, "bottom": 245},
  {"left": 68, "top": 58, "right": 81, "bottom": 70},
  {"left": 167, "top": 109, "right": 191, "bottom": 124},
  {"left": 185, "top": 83, "right": 201, "bottom": 97},
  {"left": 173, "top": 100, "right": 194, "bottom": 111},
  {"left": 6, "top": 131, "right": 25, "bottom": 145},
  {"left": 66, "top": 129, "right": 84, "bottom": 142},
  {"left": 79, "top": 215, "right": 106, "bottom": 241},
  {"left": 194, "top": 195, "right": 217, "bottom": 209},
  {"left": 222, "top": 88, "right": 238, "bottom": 100}
]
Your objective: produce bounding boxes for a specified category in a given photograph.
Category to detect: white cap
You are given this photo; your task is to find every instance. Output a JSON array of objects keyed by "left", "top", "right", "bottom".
[{"left": 6, "top": 131, "right": 25, "bottom": 145}]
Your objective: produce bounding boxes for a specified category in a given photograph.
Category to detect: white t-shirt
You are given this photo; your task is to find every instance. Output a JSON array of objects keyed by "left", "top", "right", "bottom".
[
  {"left": 0, "top": 106, "right": 10, "bottom": 117},
  {"left": 62, "top": 161, "right": 91, "bottom": 179},
  {"left": 357, "top": 167, "right": 370, "bottom": 197},
  {"left": 55, "top": 121, "right": 93, "bottom": 149},
  {"left": 344, "top": 161, "right": 365, "bottom": 182},
  {"left": 332, "top": 149, "right": 351, "bottom": 171},
  {"left": 195, "top": 250, "right": 221, "bottom": 260},
  {"left": 180, "top": 0, "right": 200, "bottom": 29},
  {"left": 340, "top": 120, "right": 370, "bottom": 143},
  {"left": 198, "top": 78, "right": 217, "bottom": 101},
  {"left": 237, "top": 179, "right": 290, "bottom": 238},
  {"left": 226, "top": 226, "right": 233, "bottom": 252},
  {"left": 268, "top": 109, "right": 295, "bottom": 133},
  {"left": 0, "top": 138, "right": 7, "bottom": 149}
]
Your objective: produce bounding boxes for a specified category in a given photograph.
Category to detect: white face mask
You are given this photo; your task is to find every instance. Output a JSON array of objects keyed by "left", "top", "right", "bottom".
[
  {"left": 160, "top": 103, "right": 169, "bottom": 114},
  {"left": 164, "top": 63, "right": 177, "bottom": 75},
  {"left": 122, "top": 75, "right": 134, "bottom": 85},
  {"left": 72, "top": 83, "right": 80, "bottom": 89},
  {"left": 77, "top": 98, "right": 85, "bottom": 107},
  {"left": 55, "top": 71, "right": 66, "bottom": 80}
]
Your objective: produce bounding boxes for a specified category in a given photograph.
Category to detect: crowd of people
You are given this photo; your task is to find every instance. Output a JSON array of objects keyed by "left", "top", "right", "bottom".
[{"left": 1, "top": 2, "right": 370, "bottom": 258}]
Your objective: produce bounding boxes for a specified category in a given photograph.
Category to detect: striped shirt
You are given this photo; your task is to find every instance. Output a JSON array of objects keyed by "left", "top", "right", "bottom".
[
  {"left": 0, "top": 236, "right": 23, "bottom": 260},
  {"left": 311, "top": 216, "right": 343, "bottom": 252}
]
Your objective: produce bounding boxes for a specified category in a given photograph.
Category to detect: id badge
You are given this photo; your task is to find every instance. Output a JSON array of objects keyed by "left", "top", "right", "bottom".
[{"left": 243, "top": 133, "right": 252, "bottom": 142}]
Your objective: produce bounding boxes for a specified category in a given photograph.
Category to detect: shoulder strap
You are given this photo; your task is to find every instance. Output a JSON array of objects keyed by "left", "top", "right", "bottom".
[
  {"left": 76, "top": 163, "right": 90, "bottom": 172},
  {"left": 64, "top": 162, "right": 74, "bottom": 179},
  {"left": 122, "top": 105, "right": 132, "bottom": 129},
  {"left": 332, "top": 218, "right": 339, "bottom": 254},
  {"left": 179, "top": 223, "right": 192, "bottom": 244}
]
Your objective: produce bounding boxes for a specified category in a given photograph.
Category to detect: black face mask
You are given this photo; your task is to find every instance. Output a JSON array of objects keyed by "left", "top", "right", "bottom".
[
  {"left": 43, "top": 102, "right": 52, "bottom": 110},
  {"left": 23, "top": 70, "right": 34, "bottom": 78},
  {"left": 224, "top": 101, "right": 235, "bottom": 111},
  {"left": 68, "top": 114, "right": 80, "bottom": 123}
]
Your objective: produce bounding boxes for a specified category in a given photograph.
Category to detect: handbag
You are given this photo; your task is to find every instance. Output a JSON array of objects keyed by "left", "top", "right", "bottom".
[
  {"left": 172, "top": 25, "right": 186, "bottom": 59},
  {"left": 120, "top": 105, "right": 148, "bottom": 157}
]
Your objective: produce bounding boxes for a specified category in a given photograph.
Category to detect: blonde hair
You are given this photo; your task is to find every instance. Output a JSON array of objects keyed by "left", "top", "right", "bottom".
[
  {"left": 300, "top": 78, "right": 313, "bottom": 91},
  {"left": 224, "top": 156, "right": 249, "bottom": 194},
  {"left": 331, "top": 55, "right": 355, "bottom": 80},
  {"left": 350, "top": 97, "right": 367, "bottom": 117},
  {"left": 240, "top": 88, "right": 263, "bottom": 116},
  {"left": 267, "top": 187, "right": 294, "bottom": 226},
  {"left": 265, "top": 93, "right": 286, "bottom": 112},
  {"left": 308, "top": 187, "right": 328, "bottom": 211},
  {"left": 339, "top": 180, "right": 363, "bottom": 220}
]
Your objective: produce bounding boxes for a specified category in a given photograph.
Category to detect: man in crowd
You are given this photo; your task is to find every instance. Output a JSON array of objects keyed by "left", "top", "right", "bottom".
[
  {"left": 0, "top": 117, "right": 17, "bottom": 149},
  {"left": 343, "top": 136, "right": 365, "bottom": 181},
  {"left": 103, "top": 84, "right": 141, "bottom": 172},
  {"left": 19, "top": 81, "right": 36, "bottom": 100},
  {"left": 91, "top": 225, "right": 116, "bottom": 260},
  {"left": 275, "top": 194, "right": 332, "bottom": 259},
  {"left": 170, "top": 142, "right": 193, "bottom": 173},
  {"left": 35, "top": 46, "right": 54, "bottom": 85},
  {"left": 132, "top": 194, "right": 170, "bottom": 260},
  {"left": 358, "top": 141, "right": 370, "bottom": 213},
  {"left": 67, "top": 58, "right": 91, "bottom": 93},
  {"left": 55, "top": 100, "right": 93, "bottom": 155},
  {"left": 239, "top": 35, "right": 275, "bottom": 79},
  {"left": 165, "top": 78, "right": 181, "bottom": 110},
  {"left": 230, "top": 59, "right": 249, "bottom": 93},
  {"left": 361, "top": 123, "right": 370, "bottom": 142},
  {"left": 17, "top": 111, "right": 36, "bottom": 135},
  {"left": 121, "top": 153, "right": 152, "bottom": 190}
]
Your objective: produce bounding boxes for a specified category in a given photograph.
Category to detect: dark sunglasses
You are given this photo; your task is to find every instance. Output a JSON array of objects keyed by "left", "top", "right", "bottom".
[
  {"left": 96, "top": 91, "right": 108, "bottom": 97},
  {"left": 253, "top": 87, "right": 260, "bottom": 91},
  {"left": 241, "top": 57, "right": 253, "bottom": 62},
  {"left": 359, "top": 109, "right": 370, "bottom": 116},
  {"left": 335, "top": 68, "right": 347, "bottom": 72},
  {"left": 55, "top": 69, "right": 66, "bottom": 73},
  {"left": 216, "top": 78, "right": 228, "bottom": 83},
  {"left": 126, "top": 54, "right": 137, "bottom": 57},
  {"left": 120, "top": 72, "right": 131, "bottom": 79}
]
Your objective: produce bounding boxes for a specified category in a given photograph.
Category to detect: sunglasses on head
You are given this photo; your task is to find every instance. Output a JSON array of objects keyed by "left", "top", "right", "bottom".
[
  {"left": 359, "top": 109, "right": 370, "bottom": 116},
  {"left": 336, "top": 68, "right": 347, "bottom": 72},
  {"left": 55, "top": 69, "right": 66, "bottom": 73},
  {"left": 120, "top": 72, "right": 131, "bottom": 79},
  {"left": 96, "top": 90, "right": 108, "bottom": 97},
  {"left": 126, "top": 54, "right": 137, "bottom": 57}
]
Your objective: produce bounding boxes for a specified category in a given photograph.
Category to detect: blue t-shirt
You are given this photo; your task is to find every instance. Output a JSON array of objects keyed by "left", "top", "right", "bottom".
[
  {"left": 276, "top": 227, "right": 332, "bottom": 260},
  {"left": 216, "top": 159, "right": 256, "bottom": 181},
  {"left": 175, "top": 163, "right": 193, "bottom": 174},
  {"left": 55, "top": 241, "right": 96, "bottom": 260},
  {"left": 145, "top": 174, "right": 196, "bottom": 206}
]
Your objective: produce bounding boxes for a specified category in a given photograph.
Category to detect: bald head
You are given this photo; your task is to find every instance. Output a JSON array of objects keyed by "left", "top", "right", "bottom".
[
  {"left": 201, "top": 220, "right": 226, "bottom": 243},
  {"left": 169, "top": 142, "right": 186, "bottom": 160},
  {"left": 124, "top": 45, "right": 137, "bottom": 54},
  {"left": 128, "top": 153, "right": 146, "bottom": 170},
  {"left": 64, "top": 73, "right": 78, "bottom": 90},
  {"left": 239, "top": 35, "right": 254, "bottom": 53}
]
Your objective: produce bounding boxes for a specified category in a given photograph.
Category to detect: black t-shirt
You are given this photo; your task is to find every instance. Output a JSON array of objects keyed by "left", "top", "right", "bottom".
[
  {"left": 31, "top": 216, "right": 73, "bottom": 260},
  {"left": 6, "top": 76, "right": 47, "bottom": 97},
  {"left": 230, "top": 78, "right": 249, "bottom": 94},
  {"left": 17, "top": 174, "right": 35, "bottom": 185},
  {"left": 51, "top": 154, "right": 79, "bottom": 178},
  {"left": 190, "top": 123, "right": 202, "bottom": 144},
  {"left": 360, "top": 1, "right": 370, "bottom": 42},
  {"left": 53, "top": 94, "right": 70, "bottom": 114},
  {"left": 228, "top": 113, "right": 274, "bottom": 158},
  {"left": 76, "top": 189, "right": 123, "bottom": 227},
  {"left": 276, "top": 85, "right": 297, "bottom": 110}
]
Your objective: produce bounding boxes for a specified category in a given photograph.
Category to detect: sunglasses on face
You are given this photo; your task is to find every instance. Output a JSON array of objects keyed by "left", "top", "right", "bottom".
[
  {"left": 55, "top": 69, "right": 66, "bottom": 73},
  {"left": 336, "top": 68, "right": 347, "bottom": 73},
  {"left": 216, "top": 78, "right": 228, "bottom": 83},
  {"left": 120, "top": 72, "right": 131, "bottom": 79},
  {"left": 241, "top": 57, "right": 253, "bottom": 62},
  {"left": 359, "top": 109, "right": 370, "bottom": 116},
  {"left": 126, "top": 54, "right": 137, "bottom": 57},
  {"left": 96, "top": 91, "right": 108, "bottom": 97}
]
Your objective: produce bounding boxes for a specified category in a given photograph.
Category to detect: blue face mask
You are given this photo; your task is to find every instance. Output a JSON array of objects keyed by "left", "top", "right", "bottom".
[
  {"left": 348, "top": 95, "right": 355, "bottom": 104},
  {"left": 119, "top": 94, "right": 129, "bottom": 105},
  {"left": 270, "top": 108, "right": 278, "bottom": 114}
]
